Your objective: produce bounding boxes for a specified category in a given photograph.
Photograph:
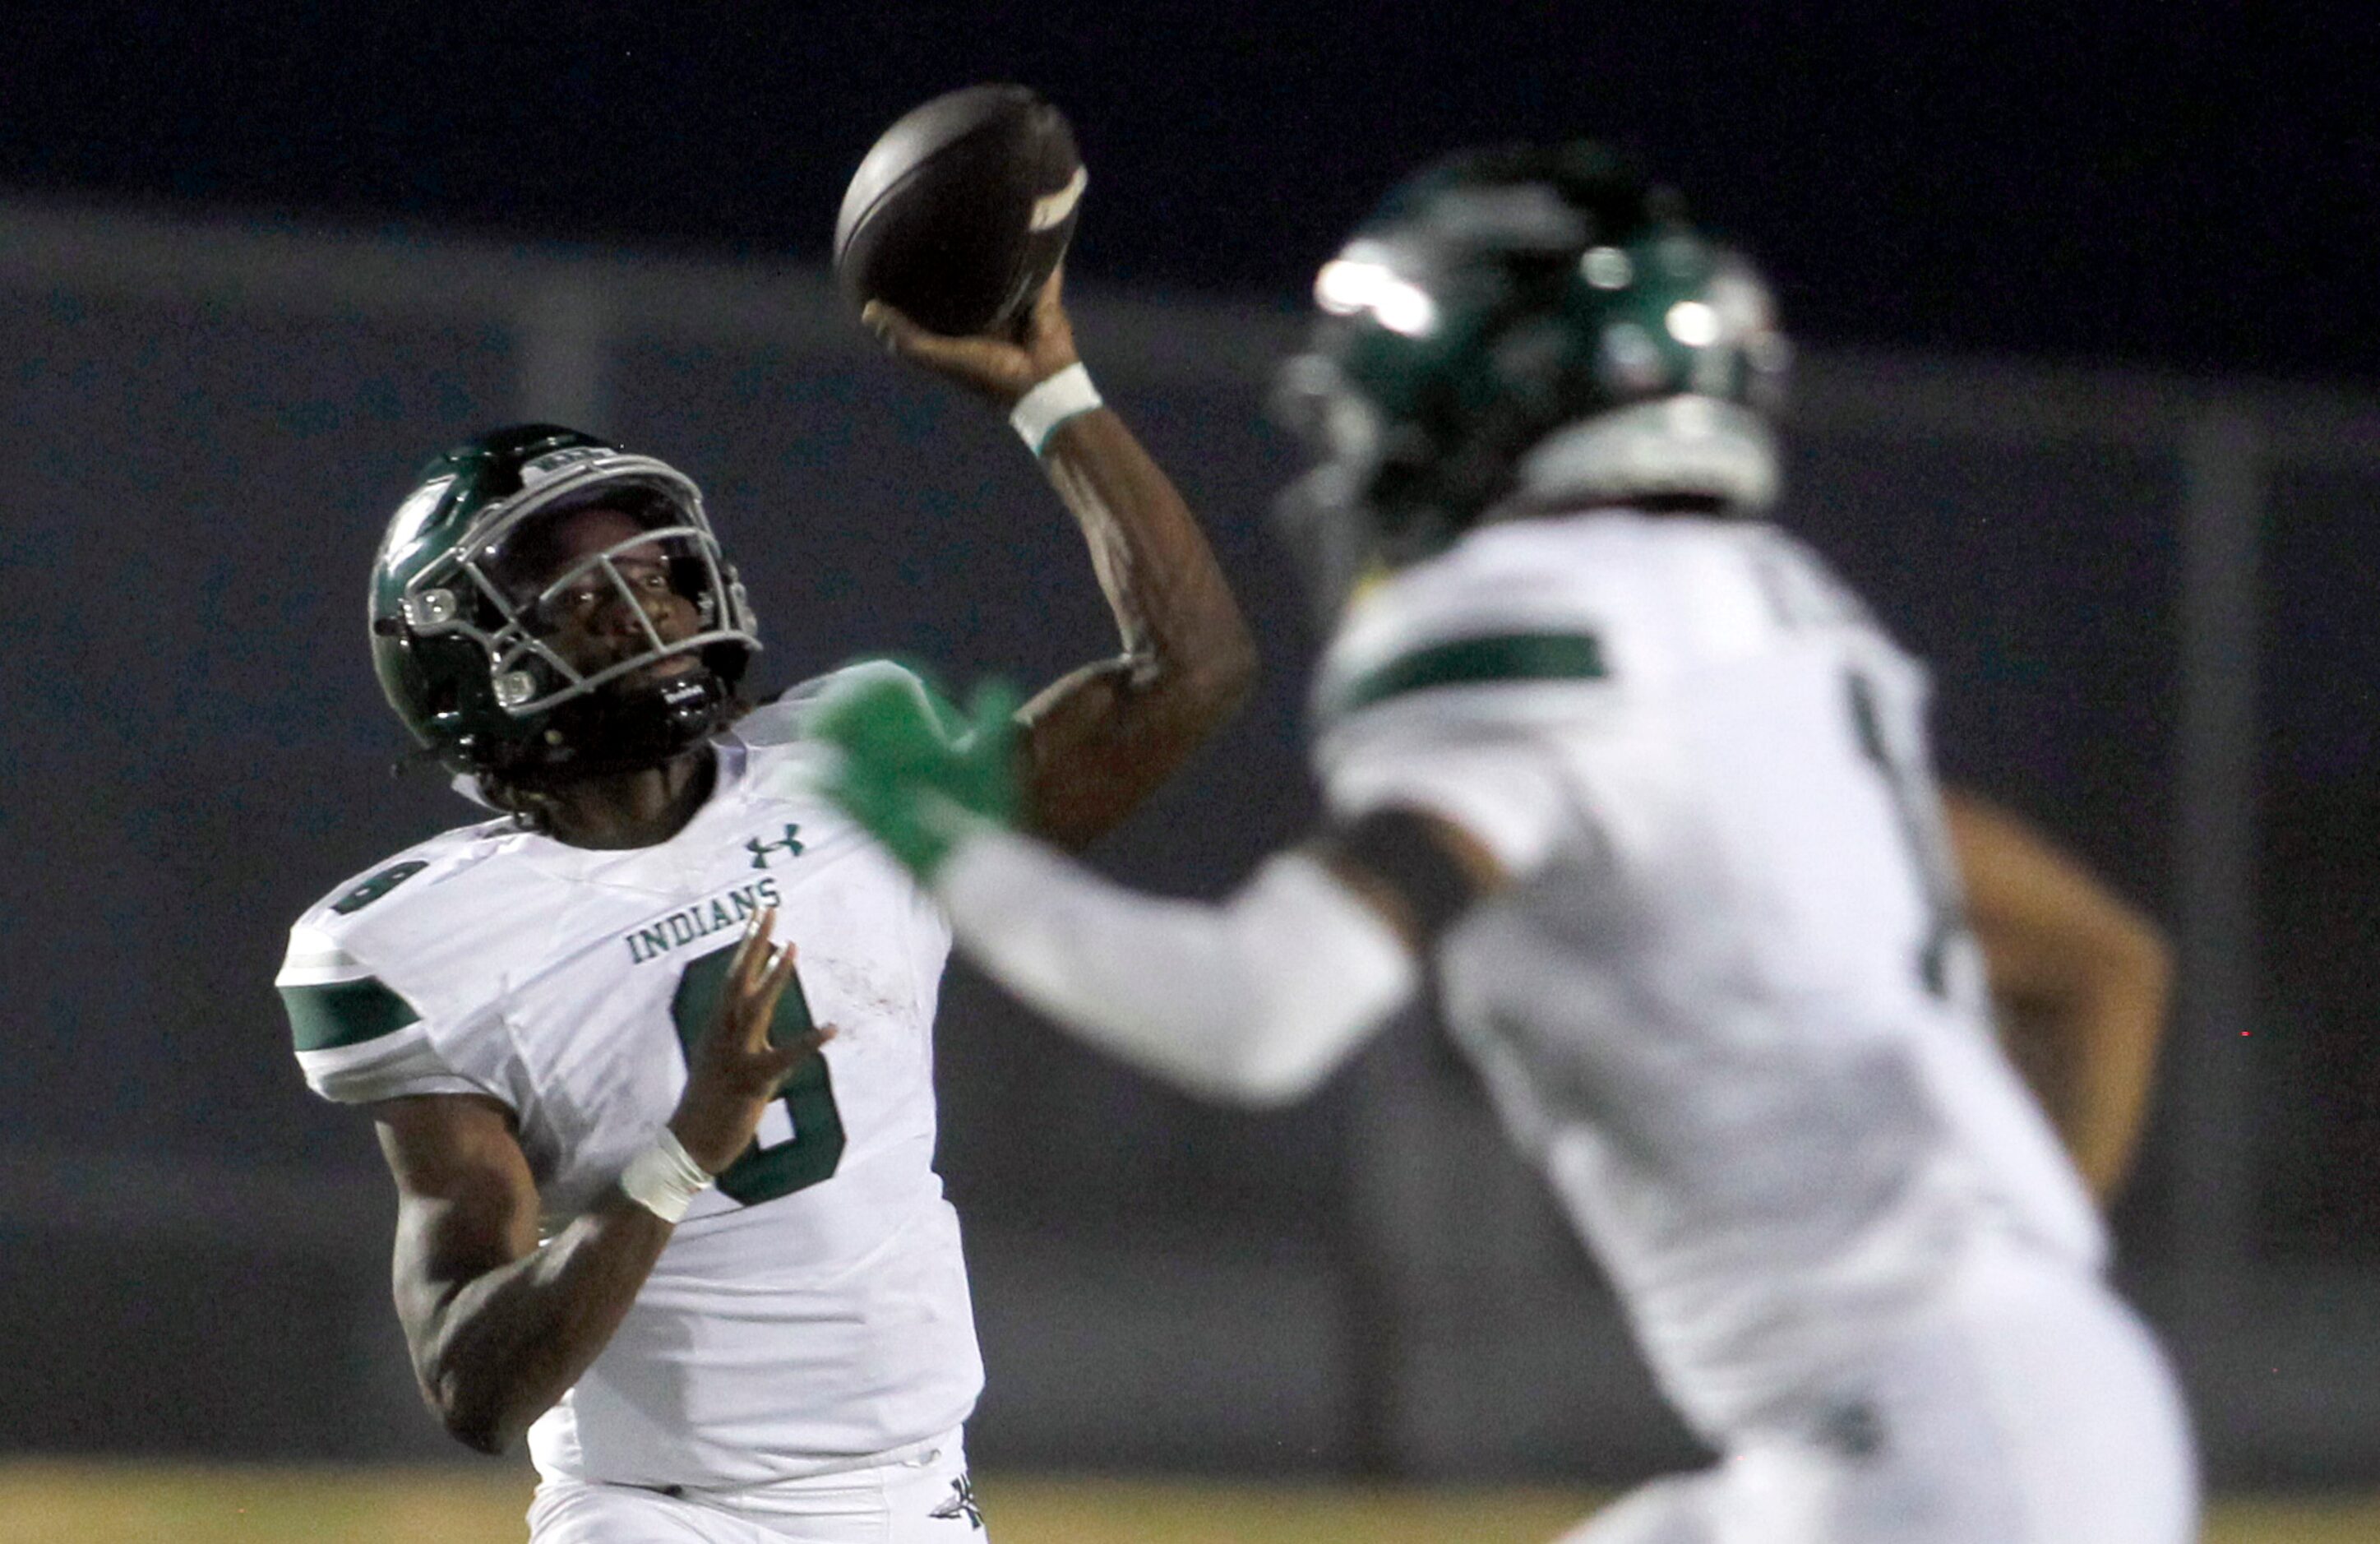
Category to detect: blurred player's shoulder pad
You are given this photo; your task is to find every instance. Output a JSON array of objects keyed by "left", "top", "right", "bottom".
[
  {"left": 1306, "top": 517, "right": 1638, "bottom": 882},
  {"left": 1309, "top": 512, "right": 1899, "bottom": 881},
  {"left": 1322, "top": 511, "right": 1898, "bottom": 738},
  {"left": 1318, "top": 511, "right": 1745, "bottom": 740}
]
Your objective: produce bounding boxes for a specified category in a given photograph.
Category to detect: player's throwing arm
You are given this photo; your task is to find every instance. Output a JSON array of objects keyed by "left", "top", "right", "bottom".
[{"left": 836, "top": 86, "right": 1256, "bottom": 848}]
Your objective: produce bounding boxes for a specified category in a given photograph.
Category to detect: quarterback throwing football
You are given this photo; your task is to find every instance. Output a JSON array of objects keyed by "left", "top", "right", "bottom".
[
  {"left": 276, "top": 271, "right": 1254, "bottom": 1542},
  {"left": 815, "top": 148, "right": 2197, "bottom": 1542}
]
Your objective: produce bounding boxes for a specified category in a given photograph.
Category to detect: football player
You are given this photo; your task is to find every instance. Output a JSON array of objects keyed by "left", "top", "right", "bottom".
[
  {"left": 812, "top": 147, "right": 2197, "bottom": 1542},
  {"left": 275, "top": 270, "right": 1255, "bottom": 1542}
]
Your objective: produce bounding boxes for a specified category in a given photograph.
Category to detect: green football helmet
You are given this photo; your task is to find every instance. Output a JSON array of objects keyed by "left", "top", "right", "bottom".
[
  {"left": 368, "top": 424, "right": 762, "bottom": 791},
  {"left": 1273, "top": 142, "right": 1791, "bottom": 613}
]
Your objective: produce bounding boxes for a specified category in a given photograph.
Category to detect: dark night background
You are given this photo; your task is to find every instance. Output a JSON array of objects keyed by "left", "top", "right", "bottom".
[
  {"left": 4, "top": 4, "right": 2371, "bottom": 386},
  {"left": 4, "top": 0, "right": 2379, "bottom": 1502}
]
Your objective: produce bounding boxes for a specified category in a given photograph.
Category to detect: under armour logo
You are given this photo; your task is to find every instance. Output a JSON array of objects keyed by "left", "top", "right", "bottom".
[
  {"left": 746, "top": 824, "right": 806, "bottom": 869},
  {"left": 927, "top": 1472, "right": 984, "bottom": 1529}
]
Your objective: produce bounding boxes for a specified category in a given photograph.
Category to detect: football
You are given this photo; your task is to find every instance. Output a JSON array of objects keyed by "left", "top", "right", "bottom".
[{"left": 833, "top": 84, "right": 1085, "bottom": 338}]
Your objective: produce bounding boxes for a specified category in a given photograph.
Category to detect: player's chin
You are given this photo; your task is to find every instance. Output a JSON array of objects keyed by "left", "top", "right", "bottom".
[{"left": 631, "top": 654, "right": 703, "bottom": 686}]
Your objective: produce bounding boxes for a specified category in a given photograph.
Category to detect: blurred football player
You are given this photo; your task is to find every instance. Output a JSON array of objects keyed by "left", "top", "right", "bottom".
[
  {"left": 275, "top": 271, "right": 1255, "bottom": 1543},
  {"left": 812, "top": 147, "right": 2196, "bottom": 1542}
]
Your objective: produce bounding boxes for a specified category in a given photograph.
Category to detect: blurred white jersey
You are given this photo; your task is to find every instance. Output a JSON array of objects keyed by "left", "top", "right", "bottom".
[
  {"left": 1312, "top": 511, "right": 2107, "bottom": 1440},
  {"left": 277, "top": 662, "right": 981, "bottom": 1489}
]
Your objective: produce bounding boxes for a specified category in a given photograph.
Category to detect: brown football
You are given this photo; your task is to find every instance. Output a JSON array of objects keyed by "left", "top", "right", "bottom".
[{"left": 833, "top": 84, "right": 1085, "bottom": 337}]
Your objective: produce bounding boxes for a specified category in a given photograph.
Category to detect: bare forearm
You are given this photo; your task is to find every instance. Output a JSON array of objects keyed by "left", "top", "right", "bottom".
[
  {"left": 2002, "top": 942, "right": 2170, "bottom": 1199},
  {"left": 408, "top": 1192, "right": 673, "bottom": 1454},
  {"left": 2068, "top": 993, "right": 2165, "bottom": 1197},
  {"left": 1947, "top": 792, "right": 2174, "bottom": 1202},
  {"left": 1020, "top": 408, "right": 1257, "bottom": 848},
  {"left": 1039, "top": 408, "right": 1246, "bottom": 664}
]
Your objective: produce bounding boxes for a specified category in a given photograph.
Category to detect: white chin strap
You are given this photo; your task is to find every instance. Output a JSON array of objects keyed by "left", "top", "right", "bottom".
[{"left": 1512, "top": 395, "right": 1781, "bottom": 512}]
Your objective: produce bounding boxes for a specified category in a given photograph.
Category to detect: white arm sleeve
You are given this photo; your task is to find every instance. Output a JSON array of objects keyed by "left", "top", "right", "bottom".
[
  {"left": 936, "top": 830, "right": 1421, "bottom": 1107},
  {"left": 1320, "top": 721, "right": 1584, "bottom": 882}
]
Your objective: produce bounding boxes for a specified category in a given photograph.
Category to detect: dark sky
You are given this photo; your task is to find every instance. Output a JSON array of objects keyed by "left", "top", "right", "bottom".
[{"left": 5, "top": 3, "right": 2370, "bottom": 386}]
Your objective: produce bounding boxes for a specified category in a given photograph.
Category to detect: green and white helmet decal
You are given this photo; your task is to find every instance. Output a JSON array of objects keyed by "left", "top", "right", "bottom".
[
  {"left": 368, "top": 424, "right": 762, "bottom": 790},
  {"left": 1273, "top": 143, "right": 1790, "bottom": 613}
]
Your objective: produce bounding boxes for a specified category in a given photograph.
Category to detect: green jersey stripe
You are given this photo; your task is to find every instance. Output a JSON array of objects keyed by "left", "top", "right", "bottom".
[
  {"left": 282, "top": 977, "right": 423, "bottom": 1053},
  {"left": 1327, "top": 631, "right": 1609, "bottom": 719}
]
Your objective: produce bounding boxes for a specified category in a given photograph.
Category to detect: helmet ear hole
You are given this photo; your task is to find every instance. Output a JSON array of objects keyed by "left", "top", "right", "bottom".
[{"left": 418, "top": 675, "right": 460, "bottom": 722}]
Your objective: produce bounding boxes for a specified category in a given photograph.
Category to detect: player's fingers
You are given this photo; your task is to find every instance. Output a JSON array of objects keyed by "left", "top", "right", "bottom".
[
  {"left": 858, "top": 298, "right": 904, "bottom": 340},
  {"left": 760, "top": 938, "right": 803, "bottom": 1005},
  {"left": 1030, "top": 263, "right": 1065, "bottom": 329},
  {"left": 965, "top": 677, "right": 1023, "bottom": 737},
  {"left": 1019, "top": 270, "right": 1077, "bottom": 371},
  {"left": 743, "top": 941, "right": 806, "bottom": 1039},
  {"left": 754, "top": 1022, "right": 834, "bottom": 1085},
  {"left": 783, "top": 1023, "right": 840, "bottom": 1065},
  {"left": 863, "top": 299, "right": 1026, "bottom": 390},
  {"left": 862, "top": 300, "right": 964, "bottom": 361},
  {"left": 728, "top": 907, "right": 778, "bottom": 996}
]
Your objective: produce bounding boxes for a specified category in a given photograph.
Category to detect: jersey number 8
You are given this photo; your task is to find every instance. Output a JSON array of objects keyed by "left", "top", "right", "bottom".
[{"left": 669, "top": 942, "right": 847, "bottom": 1204}]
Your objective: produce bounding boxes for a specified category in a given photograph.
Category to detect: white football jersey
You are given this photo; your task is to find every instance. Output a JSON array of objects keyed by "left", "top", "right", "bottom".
[
  {"left": 1311, "top": 511, "right": 2105, "bottom": 1440},
  {"left": 277, "top": 661, "right": 981, "bottom": 1487}
]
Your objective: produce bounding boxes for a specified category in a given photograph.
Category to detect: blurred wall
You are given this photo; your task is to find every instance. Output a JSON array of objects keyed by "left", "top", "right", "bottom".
[{"left": 0, "top": 203, "right": 2375, "bottom": 1486}]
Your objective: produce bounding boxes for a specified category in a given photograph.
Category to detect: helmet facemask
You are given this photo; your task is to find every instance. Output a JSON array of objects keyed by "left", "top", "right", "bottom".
[{"left": 396, "top": 451, "right": 761, "bottom": 787}]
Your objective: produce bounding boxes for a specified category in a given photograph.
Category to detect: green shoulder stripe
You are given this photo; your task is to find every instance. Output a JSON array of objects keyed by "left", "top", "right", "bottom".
[
  {"left": 1326, "top": 631, "right": 1608, "bottom": 719},
  {"left": 282, "top": 978, "right": 423, "bottom": 1053}
]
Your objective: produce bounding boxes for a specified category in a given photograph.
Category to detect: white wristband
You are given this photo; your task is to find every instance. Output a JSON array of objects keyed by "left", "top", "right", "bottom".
[
  {"left": 1009, "top": 363, "right": 1102, "bottom": 455},
  {"left": 619, "top": 1127, "right": 714, "bottom": 1224}
]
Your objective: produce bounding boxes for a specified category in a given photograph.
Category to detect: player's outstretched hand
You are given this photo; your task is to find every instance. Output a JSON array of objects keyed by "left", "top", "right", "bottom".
[
  {"left": 861, "top": 266, "right": 1079, "bottom": 408},
  {"left": 668, "top": 907, "right": 834, "bottom": 1176},
  {"left": 814, "top": 673, "right": 1021, "bottom": 881}
]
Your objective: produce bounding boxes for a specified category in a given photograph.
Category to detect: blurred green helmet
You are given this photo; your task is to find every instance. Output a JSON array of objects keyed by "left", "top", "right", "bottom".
[
  {"left": 1273, "top": 143, "right": 1790, "bottom": 610},
  {"left": 367, "top": 424, "right": 761, "bottom": 791}
]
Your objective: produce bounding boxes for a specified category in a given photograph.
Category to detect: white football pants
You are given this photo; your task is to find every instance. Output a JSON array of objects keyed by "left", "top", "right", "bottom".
[
  {"left": 526, "top": 1428, "right": 986, "bottom": 1544},
  {"left": 1560, "top": 1245, "right": 2197, "bottom": 1544}
]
